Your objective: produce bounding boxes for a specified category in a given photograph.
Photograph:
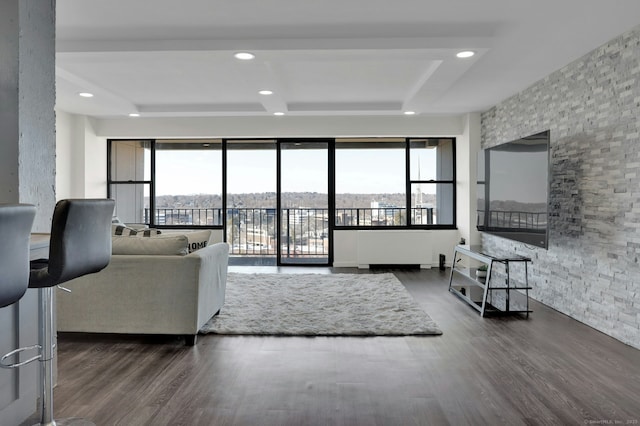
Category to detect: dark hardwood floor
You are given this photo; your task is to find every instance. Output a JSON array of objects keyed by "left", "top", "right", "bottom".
[{"left": 22, "top": 267, "right": 640, "bottom": 426}]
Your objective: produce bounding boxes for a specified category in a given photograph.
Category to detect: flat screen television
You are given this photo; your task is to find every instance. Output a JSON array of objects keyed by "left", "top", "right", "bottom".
[{"left": 477, "top": 130, "right": 550, "bottom": 249}]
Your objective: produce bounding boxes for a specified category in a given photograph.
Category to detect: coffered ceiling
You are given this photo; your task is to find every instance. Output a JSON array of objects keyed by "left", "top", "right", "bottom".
[{"left": 55, "top": 0, "right": 640, "bottom": 119}]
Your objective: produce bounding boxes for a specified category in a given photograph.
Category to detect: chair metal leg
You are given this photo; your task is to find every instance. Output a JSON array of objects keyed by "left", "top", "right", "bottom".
[
  {"left": 36, "top": 287, "right": 55, "bottom": 426},
  {"left": 34, "top": 287, "right": 95, "bottom": 426}
]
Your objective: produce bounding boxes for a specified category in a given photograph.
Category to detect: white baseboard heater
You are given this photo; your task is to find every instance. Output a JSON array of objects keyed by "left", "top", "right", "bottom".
[{"left": 356, "top": 230, "right": 432, "bottom": 269}]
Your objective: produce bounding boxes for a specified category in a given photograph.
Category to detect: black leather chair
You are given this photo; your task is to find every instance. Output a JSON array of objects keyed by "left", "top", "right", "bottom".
[
  {"left": 2, "top": 199, "right": 114, "bottom": 426},
  {"left": 0, "top": 204, "right": 36, "bottom": 308},
  {"left": 29, "top": 199, "right": 115, "bottom": 289}
]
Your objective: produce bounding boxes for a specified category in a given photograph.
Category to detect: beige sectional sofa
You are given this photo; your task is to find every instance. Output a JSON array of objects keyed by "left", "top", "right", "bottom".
[{"left": 56, "top": 229, "right": 229, "bottom": 345}]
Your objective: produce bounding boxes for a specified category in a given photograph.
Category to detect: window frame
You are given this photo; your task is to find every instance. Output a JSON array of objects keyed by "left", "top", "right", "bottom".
[
  {"left": 406, "top": 137, "right": 457, "bottom": 229},
  {"left": 154, "top": 139, "right": 224, "bottom": 228},
  {"left": 333, "top": 137, "right": 456, "bottom": 230},
  {"left": 107, "top": 139, "right": 155, "bottom": 226},
  {"left": 334, "top": 138, "right": 408, "bottom": 229},
  {"left": 107, "top": 137, "right": 456, "bottom": 231}
]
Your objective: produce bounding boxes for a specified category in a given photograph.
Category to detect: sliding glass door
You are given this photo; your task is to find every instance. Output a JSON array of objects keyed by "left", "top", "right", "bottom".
[
  {"left": 226, "top": 140, "right": 278, "bottom": 264},
  {"left": 279, "top": 140, "right": 331, "bottom": 265}
]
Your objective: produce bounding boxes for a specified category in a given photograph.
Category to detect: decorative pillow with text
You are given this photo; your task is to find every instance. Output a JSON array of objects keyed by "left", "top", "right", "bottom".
[{"left": 161, "top": 230, "right": 214, "bottom": 253}]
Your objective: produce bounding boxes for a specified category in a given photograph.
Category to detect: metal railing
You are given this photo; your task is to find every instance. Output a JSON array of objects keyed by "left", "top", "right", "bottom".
[
  {"left": 227, "top": 208, "right": 277, "bottom": 256},
  {"left": 145, "top": 208, "right": 224, "bottom": 226},
  {"left": 281, "top": 208, "right": 329, "bottom": 258},
  {"left": 477, "top": 209, "right": 547, "bottom": 231},
  {"left": 143, "top": 207, "right": 436, "bottom": 257},
  {"left": 335, "top": 207, "right": 433, "bottom": 226}
]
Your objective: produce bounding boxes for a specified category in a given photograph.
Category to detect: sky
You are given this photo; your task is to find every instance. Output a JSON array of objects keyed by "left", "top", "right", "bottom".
[{"left": 153, "top": 147, "right": 436, "bottom": 196}]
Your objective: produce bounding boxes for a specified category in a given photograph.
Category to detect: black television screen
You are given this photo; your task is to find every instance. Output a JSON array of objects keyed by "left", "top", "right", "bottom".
[{"left": 477, "top": 130, "right": 550, "bottom": 248}]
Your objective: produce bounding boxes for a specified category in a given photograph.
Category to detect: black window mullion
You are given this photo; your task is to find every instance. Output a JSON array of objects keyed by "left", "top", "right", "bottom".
[
  {"left": 328, "top": 138, "right": 335, "bottom": 265},
  {"left": 222, "top": 139, "right": 227, "bottom": 238},
  {"left": 107, "top": 139, "right": 113, "bottom": 198},
  {"left": 150, "top": 139, "right": 156, "bottom": 227},
  {"left": 405, "top": 138, "right": 412, "bottom": 226}
]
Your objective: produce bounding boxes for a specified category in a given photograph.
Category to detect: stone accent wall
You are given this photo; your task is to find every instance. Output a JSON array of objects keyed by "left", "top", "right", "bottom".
[{"left": 481, "top": 25, "right": 640, "bottom": 349}]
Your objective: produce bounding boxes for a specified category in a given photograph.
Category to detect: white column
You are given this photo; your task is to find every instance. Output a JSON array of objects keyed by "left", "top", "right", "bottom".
[
  {"left": 0, "top": 0, "right": 56, "bottom": 230},
  {"left": 0, "top": 1, "right": 56, "bottom": 424},
  {"left": 456, "top": 112, "right": 481, "bottom": 245}
]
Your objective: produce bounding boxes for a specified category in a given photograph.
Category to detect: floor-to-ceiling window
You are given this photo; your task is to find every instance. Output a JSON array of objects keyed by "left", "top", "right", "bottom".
[{"left": 108, "top": 137, "right": 455, "bottom": 266}]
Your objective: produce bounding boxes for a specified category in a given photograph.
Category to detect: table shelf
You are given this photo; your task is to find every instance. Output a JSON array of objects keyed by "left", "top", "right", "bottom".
[{"left": 448, "top": 245, "right": 532, "bottom": 317}]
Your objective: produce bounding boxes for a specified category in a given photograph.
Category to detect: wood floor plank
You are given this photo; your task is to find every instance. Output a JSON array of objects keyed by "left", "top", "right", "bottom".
[{"left": 19, "top": 267, "right": 640, "bottom": 426}]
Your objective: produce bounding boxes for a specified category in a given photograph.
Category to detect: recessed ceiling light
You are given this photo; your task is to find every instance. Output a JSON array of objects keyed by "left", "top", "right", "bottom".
[
  {"left": 404, "top": 111, "right": 416, "bottom": 115},
  {"left": 259, "top": 90, "right": 273, "bottom": 95},
  {"left": 128, "top": 113, "right": 140, "bottom": 117},
  {"left": 456, "top": 51, "right": 475, "bottom": 58},
  {"left": 78, "top": 92, "right": 94, "bottom": 98},
  {"left": 234, "top": 52, "right": 255, "bottom": 60},
  {"left": 273, "top": 112, "right": 284, "bottom": 116}
]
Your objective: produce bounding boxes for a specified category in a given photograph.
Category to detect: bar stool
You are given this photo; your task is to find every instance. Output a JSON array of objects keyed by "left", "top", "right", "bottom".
[
  {"left": 0, "top": 204, "right": 36, "bottom": 307},
  {"left": 2, "top": 199, "right": 114, "bottom": 426},
  {"left": 0, "top": 204, "right": 37, "bottom": 422}
]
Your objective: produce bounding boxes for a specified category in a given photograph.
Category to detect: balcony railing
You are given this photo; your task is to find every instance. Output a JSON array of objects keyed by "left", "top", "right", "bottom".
[
  {"left": 145, "top": 208, "right": 224, "bottom": 226},
  {"left": 477, "top": 209, "right": 547, "bottom": 231},
  {"left": 143, "top": 207, "right": 436, "bottom": 256},
  {"left": 336, "top": 207, "right": 433, "bottom": 226}
]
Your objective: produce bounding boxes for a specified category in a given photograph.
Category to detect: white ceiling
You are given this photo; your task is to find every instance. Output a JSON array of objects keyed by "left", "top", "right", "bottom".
[{"left": 55, "top": 0, "right": 640, "bottom": 119}]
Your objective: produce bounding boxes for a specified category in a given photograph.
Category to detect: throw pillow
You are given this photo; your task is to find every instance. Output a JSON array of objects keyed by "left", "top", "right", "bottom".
[
  {"left": 112, "top": 224, "right": 162, "bottom": 237},
  {"left": 184, "top": 230, "right": 213, "bottom": 253},
  {"left": 160, "top": 229, "right": 213, "bottom": 253}
]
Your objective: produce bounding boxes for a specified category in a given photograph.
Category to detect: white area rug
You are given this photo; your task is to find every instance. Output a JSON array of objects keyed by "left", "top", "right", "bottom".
[{"left": 200, "top": 272, "right": 442, "bottom": 336}]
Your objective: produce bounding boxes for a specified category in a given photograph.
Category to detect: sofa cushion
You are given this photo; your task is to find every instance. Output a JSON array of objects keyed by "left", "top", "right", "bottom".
[{"left": 112, "top": 234, "right": 189, "bottom": 256}]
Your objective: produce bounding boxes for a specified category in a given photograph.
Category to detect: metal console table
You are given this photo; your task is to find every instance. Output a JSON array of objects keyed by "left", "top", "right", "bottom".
[{"left": 448, "top": 244, "right": 532, "bottom": 317}]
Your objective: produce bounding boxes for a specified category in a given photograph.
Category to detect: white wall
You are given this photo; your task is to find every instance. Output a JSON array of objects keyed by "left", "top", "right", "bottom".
[
  {"left": 56, "top": 111, "right": 107, "bottom": 199},
  {"left": 333, "top": 229, "right": 459, "bottom": 268},
  {"left": 56, "top": 111, "right": 79, "bottom": 200},
  {"left": 83, "top": 117, "right": 107, "bottom": 198}
]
